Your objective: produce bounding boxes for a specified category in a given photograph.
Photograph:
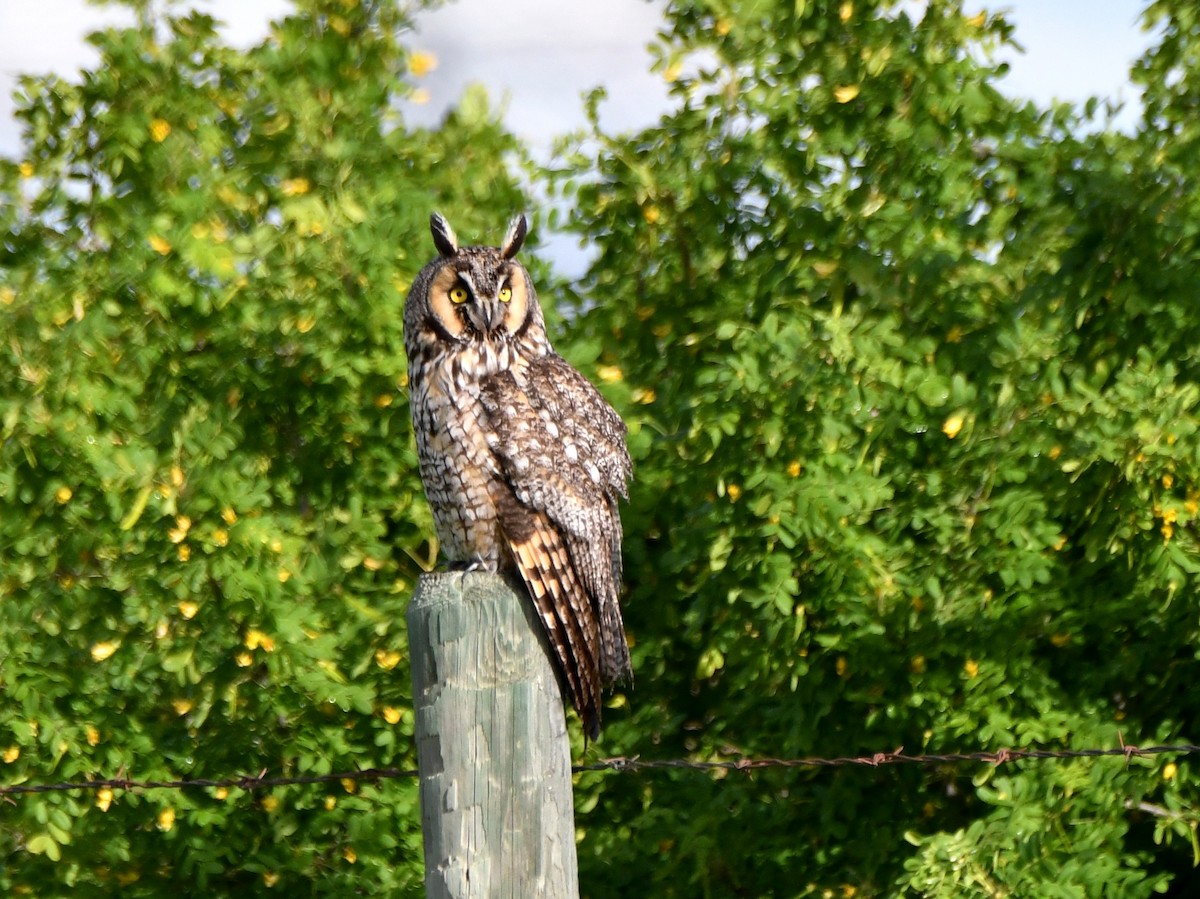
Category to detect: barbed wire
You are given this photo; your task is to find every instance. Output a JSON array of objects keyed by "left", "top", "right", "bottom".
[
  {"left": 573, "top": 742, "right": 1200, "bottom": 773},
  {"left": 2, "top": 741, "right": 1196, "bottom": 799}
]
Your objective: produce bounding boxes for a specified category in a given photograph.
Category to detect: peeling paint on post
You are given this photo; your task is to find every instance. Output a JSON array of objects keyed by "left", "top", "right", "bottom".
[{"left": 408, "top": 571, "right": 580, "bottom": 899}]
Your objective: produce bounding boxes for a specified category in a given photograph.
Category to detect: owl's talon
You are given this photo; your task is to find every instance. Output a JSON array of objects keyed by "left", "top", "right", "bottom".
[{"left": 448, "top": 558, "right": 499, "bottom": 573}]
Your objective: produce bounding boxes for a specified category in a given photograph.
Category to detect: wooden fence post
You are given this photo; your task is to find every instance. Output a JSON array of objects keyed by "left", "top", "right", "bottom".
[{"left": 407, "top": 570, "right": 580, "bottom": 899}]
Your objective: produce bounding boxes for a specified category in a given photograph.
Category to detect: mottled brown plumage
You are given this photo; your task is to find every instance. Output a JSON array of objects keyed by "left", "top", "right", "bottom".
[{"left": 403, "top": 212, "right": 632, "bottom": 738}]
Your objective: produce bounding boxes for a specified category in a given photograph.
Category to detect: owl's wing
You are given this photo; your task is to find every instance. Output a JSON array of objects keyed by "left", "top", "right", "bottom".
[{"left": 480, "top": 353, "right": 632, "bottom": 739}]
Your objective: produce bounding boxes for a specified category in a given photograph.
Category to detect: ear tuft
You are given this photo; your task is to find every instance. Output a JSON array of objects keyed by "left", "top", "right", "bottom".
[
  {"left": 430, "top": 212, "right": 459, "bottom": 257},
  {"left": 500, "top": 213, "right": 528, "bottom": 260}
]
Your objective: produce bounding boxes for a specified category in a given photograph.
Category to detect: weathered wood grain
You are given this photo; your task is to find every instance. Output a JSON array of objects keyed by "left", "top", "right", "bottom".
[{"left": 408, "top": 571, "right": 579, "bottom": 899}]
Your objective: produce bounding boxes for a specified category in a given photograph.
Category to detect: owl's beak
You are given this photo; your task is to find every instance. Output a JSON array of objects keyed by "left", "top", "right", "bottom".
[
  {"left": 463, "top": 301, "right": 505, "bottom": 336},
  {"left": 484, "top": 300, "right": 506, "bottom": 333}
]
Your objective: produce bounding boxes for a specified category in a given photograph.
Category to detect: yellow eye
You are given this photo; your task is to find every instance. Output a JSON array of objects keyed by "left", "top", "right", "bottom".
[
  {"left": 498, "top": 286, "right": 512, "bottom": 303},
  {"left": 449, "top": 286, "right": 469, "bottom": 304}
]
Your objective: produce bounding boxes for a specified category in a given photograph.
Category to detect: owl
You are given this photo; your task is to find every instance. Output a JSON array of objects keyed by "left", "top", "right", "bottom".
[{"left": 403, "top": 212, "right": 632, "bottom": 739}]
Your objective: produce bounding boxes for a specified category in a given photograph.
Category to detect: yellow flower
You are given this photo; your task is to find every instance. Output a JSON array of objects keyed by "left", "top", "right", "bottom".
[
  {"left": 86, "top": 724, "right": 101, "bottom": 746},
  {"left": 324, "top": 795, "right": 337, "bottom": 811},
  {"left": 839, "top": 2, "right": 853, "bottom": 22},
  {"left": 374, "top": 393, "right": 393, "bottom": 409},
  {"left": 168, "top": 515, "right": 191, "bottom": 543},
  {"left": 834, "top": 84, "right": 861, "bottom": 103},
  {"left": 172, "top": 698, "right": 193, "bottom": 716},
  {"left": 343, "top": 846, "right": 358, "bottom": 863},
  {"left": 149, "top": 119, "right": 172, "bottom": 143},
  {"left": 263, "top": 872, "right": 279, "bottom": 888},
  {"left": 410, "top": 88, "right": 431, "bottom": 105},
  {"left": 942, "top": 414, "right": 965, "bottom": 439},
  {"left": 596, "top": 364, "right": 624, "bottom": 383},
  {"left": 170, "top": 465, "right": 185, "bottom": 487},
  {"left": 1163, "top": 474, "right": 1174, "bottom": 489},
  {"left": 408, "top": 51, "right": 438, "bottom": 77},
  {"left": 177, "top": 543, "right": 191, "bottom": 562},
  {"left": 726, "top": 483, "right": 742, "bottom": 502},
  {"left": 148, "top": 234, "right": 172, "bottom": 255},
  {"left": 632, "top": 387, "right": 656, "bottom": 405},
  {"left": 261, "top": 795, "right": 279, "bottom": 813},
  {"left": 214, "top": 786, "right": 229, "bottom": 800},
  {"left": 342, "top": 778, "right": 358, "bottom": 794},
  {"left": 1163, "top": 762, "right": 1178, "bottom": 781},
  {"left": 642, "top": 204, "right": 661, "bottom": 225},
  {"left": 55, "top": 486, "right": 73, "bottom": 504},
  {"left": 280, "top": 177, "right": 310, "bottom": 197},
  {"left": 245, "top": 629, "right": 276, "bottom": 652},
  {"left": 296, "top": 314, "right": 316, "bottom": 333},
  {"left": 178, "top": 600, "right": 199, "bottom": 620},
  {"left": 91, "top": 641, "right": 119, "bottom": 662},
  {"left": 3, "top": 746, "right": 19, "bottom": 763},
  {"left": 787, "top": 461, "right": 802, "bottom": 478},
  {"left": 221, "top": 506, "right": 238, "bottom": 525},
  {"left": 18, "top": 161, "right": 35, "bottom": 179},
  {"left": 375, "top": 649, "right": 401, "bottom": 670},
  {"left": 96, "top": 786, "right": 114, "bottom": 811},
  {"left": 212, "top": 528, "right": 229, "bottom": 547},
  {"left": 663, "top": 61, "right": 683, "bottom": 83},
  {"left": 966, "top": 10, "right": 987, "bottom": 28},
  {"left": 0, "top": 286, "right": 14, "bottom": 305},
  {"left": 714, "top": 18, "right": 730, "bottom": 36},
  {"left": 382, "top": 706, "right": 402, "bottom": 725},
  {"left": 157, "top": 807, "right": 175, "bottom": 831},
  {"left": 964, "top": 659, "right": 979, "bottom": 678},
  {"left": 235, "top": 651, "right": 253, "bottom": 668},
  {"left": 278, "top": 568, "right": 291, "bottom": 583}
]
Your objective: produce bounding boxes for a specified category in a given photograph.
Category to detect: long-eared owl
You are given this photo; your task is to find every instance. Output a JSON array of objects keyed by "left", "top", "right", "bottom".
[{"left": 403, "top": 212, "right": 632, "bottom": 738}]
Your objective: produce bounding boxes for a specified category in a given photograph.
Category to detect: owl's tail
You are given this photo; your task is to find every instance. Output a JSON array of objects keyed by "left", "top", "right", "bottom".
[
  {"left": 597, "top": 517, "right": 633, "bottom": 687},
  {"left": 598, "top": 595, "right": 633, "bottom": 688},
  {"left": 504, "top": 507, "right": 605, "bottom": 740}
]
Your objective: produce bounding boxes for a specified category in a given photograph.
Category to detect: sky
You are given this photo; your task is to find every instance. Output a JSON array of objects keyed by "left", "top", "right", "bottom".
[{"left": 0, "top": 0, "right": 1154, "bottom": 164}]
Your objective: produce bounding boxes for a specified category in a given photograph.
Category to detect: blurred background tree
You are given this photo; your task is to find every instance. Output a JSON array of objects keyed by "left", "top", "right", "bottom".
[
  {"left": 0, "top": 0, "right": 525, "bottom": 893},
  {"left": 552, "top": 0, "right": 1200, "bottom": 896},
  {"left": 1, "top": 0, "right": 1198, "bottom": 896}
]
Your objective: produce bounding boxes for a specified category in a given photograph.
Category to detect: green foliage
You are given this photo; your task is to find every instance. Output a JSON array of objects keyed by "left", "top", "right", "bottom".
[
  {"left": 551, "top": 0, "right": 1200, "bottom": 895},
  {"left": 0, "top": 1, "right": 524, "bottom": 894},
  {"left": 3, "top": 0, "right": 1200, "bottom": 896}
]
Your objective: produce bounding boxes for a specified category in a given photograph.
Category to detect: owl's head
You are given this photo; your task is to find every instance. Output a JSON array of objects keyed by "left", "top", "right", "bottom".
[{"left": 404, "top": 213, "right": 546, "bottom": 359}]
